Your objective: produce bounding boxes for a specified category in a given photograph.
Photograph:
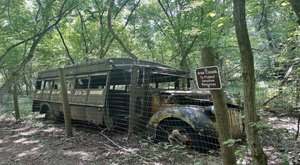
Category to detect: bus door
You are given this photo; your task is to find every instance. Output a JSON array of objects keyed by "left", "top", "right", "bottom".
[{"left": 129, "top": 65, "right": 151, "bottom": 132}]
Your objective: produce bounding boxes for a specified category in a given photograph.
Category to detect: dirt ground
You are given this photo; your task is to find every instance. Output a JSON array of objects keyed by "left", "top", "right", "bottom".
[
  {"left": 0, "top": 112, "right": 299, "bottom": 165},
  {"left": 0, "top": 114, "right": 222, "bottom": 165}
]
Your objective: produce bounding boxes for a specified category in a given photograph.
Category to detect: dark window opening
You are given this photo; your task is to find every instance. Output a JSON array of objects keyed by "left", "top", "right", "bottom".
[
  {"left": 90, "top": 75, "right": 107, "bottom": 89},
  {"left": 53, "top": 80, "right": 60, "bottom": 90},
  {"left": 53, "top": 84, "right": 58, "bottom": 89},
  {"left": 75, "top": 78, "right": 89, "bottom": 89},
  {"left": 36, "top": 81, "right": 42, "bottom": 90}
]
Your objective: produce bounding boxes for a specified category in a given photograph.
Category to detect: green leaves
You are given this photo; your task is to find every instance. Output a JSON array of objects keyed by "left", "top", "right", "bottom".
[{"left": 223, "top": 138, "right": 242, "bottom": 147}]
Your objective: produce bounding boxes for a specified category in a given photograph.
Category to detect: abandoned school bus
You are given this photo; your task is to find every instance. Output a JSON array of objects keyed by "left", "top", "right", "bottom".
[{"left": 32, "top": 58, "right": 243, "bottom": 152}]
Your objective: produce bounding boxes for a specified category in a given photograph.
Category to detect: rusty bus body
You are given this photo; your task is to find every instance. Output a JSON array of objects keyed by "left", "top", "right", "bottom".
[{"left": 32, "top": 58, "right": 243, "bottom": 152}]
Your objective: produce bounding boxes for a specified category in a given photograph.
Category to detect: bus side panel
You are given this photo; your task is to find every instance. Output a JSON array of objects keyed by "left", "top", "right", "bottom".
[
  {"left": 85, "top": 107, "right": 104, "bottom": 125},
  {"left": 68, "top": 105, "right": 87, "bottom": 121},
  {"left": 87, "top": 88, "right": 106, "bottom": 106}
]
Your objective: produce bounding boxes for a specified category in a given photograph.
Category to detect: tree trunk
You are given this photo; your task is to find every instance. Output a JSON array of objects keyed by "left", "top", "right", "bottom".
[
  {"left": 58, "top": 68, "right": 73, "bottom": 137},
  {"left": 180, "top": 56, "right": 189, "bottom": 89},
  {"left": 12, "top": 77, "right": 20, "bottom": 121},
  {"left": 233, "top": 0, "right": 268, "bottom": 164},
  {"left": 201, "top": 47, "right": 237, "bottom": 165},
  {"left": 295, "top": 76, "right": 300, "bottom": 140},
  {"left": 77, "top": 9, "right": 90, "bottom": 60},
  {"left": 289, "top": 0, "right": 300, "bottom": 24}
]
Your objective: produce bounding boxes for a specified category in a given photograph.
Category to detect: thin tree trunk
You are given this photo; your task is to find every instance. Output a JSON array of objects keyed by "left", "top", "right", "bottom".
[
  {"left": 233, "top": 0, "right": 267, "bottom": 164},
  {"left": 12, "top": 77, "right": 20, "bottom": 121},
  {"left": 22, "top": 72, "right": 30, "bottom": 96},
  {"left": 289, "top": 0, "right": 300, "bottom": 24},
  {"left": 77, "top": 10, "right": 89, "bottom": 59},
  {"left": 56, "top": 26, "right": 75, "bottom": 64},
  {"left": 201, "top": 47, "right": 237, "bottom": 165},
  {"left": 295, "top": 76, "right": 300, "bottom": 140},
  {"left": 58, "top": 68, "right": 73, "bottom": 137}
]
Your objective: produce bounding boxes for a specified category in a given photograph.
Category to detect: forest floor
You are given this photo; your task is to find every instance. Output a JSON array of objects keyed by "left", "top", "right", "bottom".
[{"left": 0, "top": 112, "right": 299, "bottom": 165}]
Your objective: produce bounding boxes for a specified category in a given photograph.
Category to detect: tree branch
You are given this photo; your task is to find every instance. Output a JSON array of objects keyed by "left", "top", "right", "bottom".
[
  {"left": 107, "top": 0, "right": 138, "bottom": 59},
  {"left": 1, "top": 0, "right": 82, "bottom": 88},
  {"left": 157, "top": 0, "right": 176, "bottom": 30},
  {"left": 0, "top": 0, "right": 83, "bottom": 66},
  {"left": 55, "top": 26, "right": 75, "bottom": 64}
]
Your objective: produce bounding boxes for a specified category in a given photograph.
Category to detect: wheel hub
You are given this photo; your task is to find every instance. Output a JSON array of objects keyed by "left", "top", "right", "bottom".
[{"left": 167, "top": 128, "right": 191, "bottom": 145}]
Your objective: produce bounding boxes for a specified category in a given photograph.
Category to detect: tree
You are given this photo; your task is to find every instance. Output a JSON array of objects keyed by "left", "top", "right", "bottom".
[
  {"left": 202, "top": 47, "right": 237, "bottom": 165},
  {"left": 107, "top": 0, "right": 139, "bottom": 59},
  {"left": 0, "top": 0, "right": 81, "bottom": 89},
  {"left": 232, "top": 0, "right": 267, "bottom": 164},
  {"left": 155, "top": 0, "right": 203, "bottom": 72},
  {"left": 12, "top": 77, "right": 20, "bottom": 121},
  {"left": 289, "top": 0, "right": 300, "bottom": 24}
]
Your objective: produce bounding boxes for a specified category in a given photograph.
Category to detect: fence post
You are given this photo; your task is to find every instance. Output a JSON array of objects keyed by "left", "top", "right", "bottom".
[
  {"left": 58, "top": 68, "right": 73, "bottom": 137},
  {"left": 128, "top": 65, "right": 138, "bottom": 135},
  {"left": 201, "top": 46, "right": 237, "bottom": 165}
]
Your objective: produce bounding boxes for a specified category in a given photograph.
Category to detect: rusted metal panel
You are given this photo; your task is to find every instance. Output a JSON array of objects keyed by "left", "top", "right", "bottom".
[{"left": 147, "top": 105, "right": 217, "bottom": 139}]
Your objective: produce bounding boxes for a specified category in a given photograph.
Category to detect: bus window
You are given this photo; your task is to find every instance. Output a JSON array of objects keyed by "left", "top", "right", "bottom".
[
  {"left": 67, "top": 80, "right": 74, "bottom": 90},
  {"left": 36, "top": 81, "right": 42, "bottom": 90},
  {"left": 90, "top": 75, "right": 107, "bottom": 89},
  {"left": 75, "top": 78, "right": 89, "bottom": 89},
  {"left": 53, "top": 80, "right": 59, "bottom": 90},
  {"left": 44, "top": 80, "right": 53, "bottom": 90}
]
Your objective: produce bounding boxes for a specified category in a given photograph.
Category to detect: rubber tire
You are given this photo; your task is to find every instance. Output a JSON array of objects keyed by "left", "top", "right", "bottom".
[
  {"left": 156, "top": 119, "right": 209, "bottom": 153},
  {"left": 44, "top": 108, "right": 59, "bottom": 121}
]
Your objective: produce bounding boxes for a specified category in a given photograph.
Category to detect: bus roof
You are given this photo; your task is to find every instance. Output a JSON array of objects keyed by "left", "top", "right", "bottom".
[{"left": 37, "top": 58, "right": 188, "bottom": 79}]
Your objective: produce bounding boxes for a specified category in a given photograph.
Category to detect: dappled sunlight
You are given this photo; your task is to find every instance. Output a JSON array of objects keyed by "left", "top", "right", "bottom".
[
  {"left": 43, "top": 127, "right": 63, "bottom": 133},
  {"left": 13, "top": 138, "right": 27, "bottom": 143},
  {"left": 0, "top": 111, "right": 227, "bottom": 164},
  {"left": 267, "top": 116, "right": 297, "bottom": 133},
  {"left": 117, "top": 147, "right": 139, "bottom": 155},
  {"left": 22, "top": 140, "right": 40, "bottom": 144},
  {"left": 30, "top": 145, "right": 44, "bottom": 152},
  {"left": 16, "top": 148, "right": 39, "bottom": 158},
  {"left": 20, "top": 129, "right": 38, "bottom": 136},
  {"left": 63, "top": 150, "right": 94, "bottom": 161}
]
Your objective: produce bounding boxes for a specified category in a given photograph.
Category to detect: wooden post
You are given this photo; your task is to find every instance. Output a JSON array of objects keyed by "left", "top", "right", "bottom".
[
  {"left": 12, "top": 77, "right": 20, "bottom": 121},
  {"left": 128, "top": 65, "right": 138, "bottom": 134},
  {"left": 201, "top": 47, "right": 236, "bottom": 165},
  {"left": 58, "top": 68, "right": 73, "bottom": 137}
]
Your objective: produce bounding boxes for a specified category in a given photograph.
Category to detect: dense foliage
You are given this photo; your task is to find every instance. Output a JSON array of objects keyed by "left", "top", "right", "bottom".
[
  {"left": 0, "top": 0, "right": 299, "bottom": 90},
  {"left": 0, "top": 0, "right": 300, "bottom": 164}
]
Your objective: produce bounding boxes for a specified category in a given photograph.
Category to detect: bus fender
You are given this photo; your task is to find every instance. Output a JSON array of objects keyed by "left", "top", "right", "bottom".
[{"left": 147, "top": 105, "right": 216, "bottom": 139}]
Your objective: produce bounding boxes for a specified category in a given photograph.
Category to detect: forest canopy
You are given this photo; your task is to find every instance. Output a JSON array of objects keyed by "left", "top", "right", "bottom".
[
  {"left": 0, "top": 0, "right": 300, "bottom": 164},
  {"left": 0, "top": 0, "right": 299, "bottom": 87}
]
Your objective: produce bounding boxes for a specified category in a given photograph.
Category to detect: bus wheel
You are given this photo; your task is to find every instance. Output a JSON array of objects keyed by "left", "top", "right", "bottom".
[
  {"left": 41, "top": 105, "right": 57, "bottom": 121},
  {"left": 156, "top": 119, "right": 209, "bottom": 153}
]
